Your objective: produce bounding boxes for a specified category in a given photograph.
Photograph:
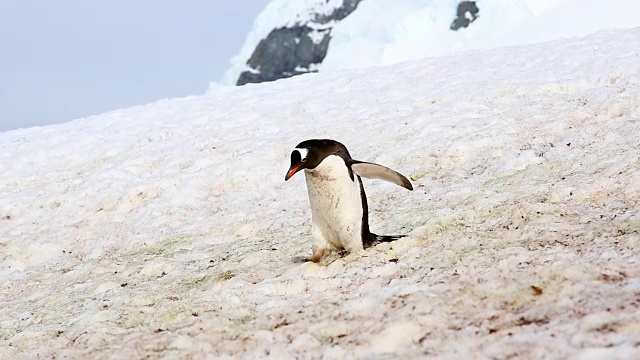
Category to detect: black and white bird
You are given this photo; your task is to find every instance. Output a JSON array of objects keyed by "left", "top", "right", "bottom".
[{"left": 285, "top": 139, "right": 413, "bottom": 262}]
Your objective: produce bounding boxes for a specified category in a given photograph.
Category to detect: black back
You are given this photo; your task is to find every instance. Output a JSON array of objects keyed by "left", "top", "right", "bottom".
[{"left": 295, "top": 139, "right": 353, "bottom": 179}]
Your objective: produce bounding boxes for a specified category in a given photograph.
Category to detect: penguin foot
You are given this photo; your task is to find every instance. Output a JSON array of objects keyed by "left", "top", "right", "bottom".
[{"left": 306, "top": 249, "right": 325, "bottom": 263}]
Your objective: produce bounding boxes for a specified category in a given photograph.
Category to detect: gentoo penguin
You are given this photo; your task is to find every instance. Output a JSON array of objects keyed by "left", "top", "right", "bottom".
[{"left": 285, "top": 139, "right": 413, "bottom": 262}]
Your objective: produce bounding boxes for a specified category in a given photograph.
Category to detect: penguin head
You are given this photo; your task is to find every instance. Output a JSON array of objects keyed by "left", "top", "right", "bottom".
[{"left": 284, "top": 139, "right": 351, "bottom": 181}]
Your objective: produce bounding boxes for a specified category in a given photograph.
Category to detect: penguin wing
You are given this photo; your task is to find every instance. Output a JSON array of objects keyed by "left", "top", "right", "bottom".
[{"left": 351, "top": 161, "right": 413, "bottom": 190}]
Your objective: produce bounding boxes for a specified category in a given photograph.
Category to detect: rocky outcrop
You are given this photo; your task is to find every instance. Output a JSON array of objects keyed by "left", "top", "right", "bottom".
[
  {"left": 237, "top": 0, "right": 363, "bottom": 86},
  {"left": 450, "top": 1, "right": 479, "bottom": 31}
]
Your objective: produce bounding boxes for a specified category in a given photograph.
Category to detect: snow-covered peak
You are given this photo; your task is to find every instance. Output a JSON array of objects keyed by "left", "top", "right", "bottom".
[
  {"left": 221, "top": 0, "right": 357, "bottom": 85},
  {"left": 221, "top": 0, "right": 640, "bottom": 86}
]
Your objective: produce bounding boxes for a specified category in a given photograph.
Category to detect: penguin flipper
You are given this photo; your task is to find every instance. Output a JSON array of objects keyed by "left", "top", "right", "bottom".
[{"left": 351, "top": 161, "right": 413, "bottom": 190}]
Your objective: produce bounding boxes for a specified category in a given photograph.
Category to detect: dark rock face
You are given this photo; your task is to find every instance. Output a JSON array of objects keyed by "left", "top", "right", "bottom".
[
  {"left": 450, "top": 1, "right": 479, "bottom": 31},
  {"left": 237, "top": 26, "right": 331, "bottom": 86},
  {"left": 237, "top": 0, "right": 363, "bottom": 86}
]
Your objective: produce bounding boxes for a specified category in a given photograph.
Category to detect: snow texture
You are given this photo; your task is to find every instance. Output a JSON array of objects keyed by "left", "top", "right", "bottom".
[{"left": 2, "top": 27, "right": 640, "bottom": 358}]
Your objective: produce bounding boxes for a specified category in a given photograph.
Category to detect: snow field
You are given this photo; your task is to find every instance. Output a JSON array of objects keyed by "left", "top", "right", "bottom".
[{"left": 1, "top": 28, "right": 639, "bottom": 358}]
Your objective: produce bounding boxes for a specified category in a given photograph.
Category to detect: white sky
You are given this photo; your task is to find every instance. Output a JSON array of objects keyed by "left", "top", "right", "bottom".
[{"left": 0, "top": 0, "right": 270, "bottom": 132}]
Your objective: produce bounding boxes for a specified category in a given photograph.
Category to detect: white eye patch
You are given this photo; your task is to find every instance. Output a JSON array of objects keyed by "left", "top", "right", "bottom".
[{"left": 295, "top": 148, "right": 309, "bottom": 162}]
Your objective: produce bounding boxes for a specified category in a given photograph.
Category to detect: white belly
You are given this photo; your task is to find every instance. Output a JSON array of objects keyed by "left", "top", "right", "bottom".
[{"left": 304, "top": 155, "right": 364, "bottom": 252}]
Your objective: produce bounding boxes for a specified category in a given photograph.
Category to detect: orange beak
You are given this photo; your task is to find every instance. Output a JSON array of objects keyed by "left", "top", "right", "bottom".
[{"left": 285, "top": 164, "right": 303, "bottom": 181}]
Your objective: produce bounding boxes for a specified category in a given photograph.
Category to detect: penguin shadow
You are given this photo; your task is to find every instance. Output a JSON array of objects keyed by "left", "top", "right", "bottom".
[
  {"left": 290, "top": 250, "right": 349, "bottom": 265},
  {"left": 291, "top": 255, "right": 312, "bottom": 264},
  {"left": 291, "top": 244, "right": 407, "bottom": 265}
]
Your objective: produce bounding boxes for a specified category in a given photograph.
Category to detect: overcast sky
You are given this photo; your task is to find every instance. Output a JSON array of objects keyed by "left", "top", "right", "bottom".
[{"left": 0, "top": 0, "right": 270, "bottom": 132}]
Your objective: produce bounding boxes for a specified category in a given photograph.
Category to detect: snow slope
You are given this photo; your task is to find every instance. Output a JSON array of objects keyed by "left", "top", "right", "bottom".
[
  {"left": 223, "top": 0, "right": 640, "bottom": 84},
  {"left": 322, "top": 0, "right": 640, "bottom": 70},
  {"left": 2, "top": 28, "right": 640, "bottom": 358}
]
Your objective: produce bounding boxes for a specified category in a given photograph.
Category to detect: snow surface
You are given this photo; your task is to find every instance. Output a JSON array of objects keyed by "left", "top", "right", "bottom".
[
  {"left": 222, "top": 0, "right": 640, "bottom": 85},
  {"left": 2, "top": 27, "right": 640, "bottom": 358},
  {"left": 322, "top": 0, "right": 640, "bottom": 71}
]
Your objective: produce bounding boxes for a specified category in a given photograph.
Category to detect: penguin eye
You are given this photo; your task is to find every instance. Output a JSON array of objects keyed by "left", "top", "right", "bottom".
[{"left": 295, "top": 148, "right": 309, "bottom": 163}]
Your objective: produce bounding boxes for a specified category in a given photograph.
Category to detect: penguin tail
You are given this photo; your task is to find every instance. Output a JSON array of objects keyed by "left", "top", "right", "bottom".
[{"left": 364, "top": 233, "right": 406, "bottom": 249}]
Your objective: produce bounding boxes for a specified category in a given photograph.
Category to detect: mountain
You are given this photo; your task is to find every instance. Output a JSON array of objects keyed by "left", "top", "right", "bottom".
[
  {"left": 235, "top": 0, "right": 363, "bottom": 86},
  {"left": 222, "top": 0, "right": 639, "bottom": 87},
  {"left": 2, "top": 26, "right": 640, "bottom": 358}
]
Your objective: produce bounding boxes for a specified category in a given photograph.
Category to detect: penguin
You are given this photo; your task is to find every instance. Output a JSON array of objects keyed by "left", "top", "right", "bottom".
[{"left": 284, "top": 139, "right": 413, "bottom": 262}]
